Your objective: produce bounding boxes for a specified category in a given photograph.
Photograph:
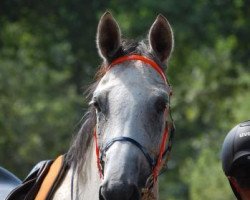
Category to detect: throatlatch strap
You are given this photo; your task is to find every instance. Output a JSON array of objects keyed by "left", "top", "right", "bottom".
[
  {"left": 152, "top": 127, "right": 169, "bottom": 183},
  {"left": 35, "top": 155, "right": 64, "bottom": 200},
  {"left": 94, "top": 129, "right": 103, "bottom": 179}
]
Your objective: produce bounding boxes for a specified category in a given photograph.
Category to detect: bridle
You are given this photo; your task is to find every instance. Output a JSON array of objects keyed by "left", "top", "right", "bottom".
[{"left": 93, "top": 54, "right": 175, "bottom": 191}]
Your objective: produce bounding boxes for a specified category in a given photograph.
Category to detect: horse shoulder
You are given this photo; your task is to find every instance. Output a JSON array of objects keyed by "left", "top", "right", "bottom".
[{"left": 52, "top": 168, "right": 72, "bottom": 200}]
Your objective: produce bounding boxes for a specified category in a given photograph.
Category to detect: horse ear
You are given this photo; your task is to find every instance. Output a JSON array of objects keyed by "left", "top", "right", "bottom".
[
  {"left": 149, "top": 14, "right": 174, "bottom": 63},
  {"left": 96, "top": 12, "right": 121, "bottom": 61}
]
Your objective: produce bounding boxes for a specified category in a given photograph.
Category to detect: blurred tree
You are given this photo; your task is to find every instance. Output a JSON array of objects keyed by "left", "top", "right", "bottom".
[{"left": 0, "top": 21, "right": 81, "bottom": 176}]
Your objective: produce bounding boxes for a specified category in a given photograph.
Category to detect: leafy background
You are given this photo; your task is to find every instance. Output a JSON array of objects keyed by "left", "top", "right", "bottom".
[{"left": 0, "top": 0, "right": 249, "bottom": 199}]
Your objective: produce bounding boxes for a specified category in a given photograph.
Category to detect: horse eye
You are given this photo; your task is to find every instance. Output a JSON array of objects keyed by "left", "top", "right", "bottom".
[
  {"left": 91, "top": 100, "right": 101, "bottom": 112},
  {"left": 155, "top": 98, "right": 167, "bottom": 113},
  {"left": 94, "top": 101, "right": 101, "bottom": 112}
]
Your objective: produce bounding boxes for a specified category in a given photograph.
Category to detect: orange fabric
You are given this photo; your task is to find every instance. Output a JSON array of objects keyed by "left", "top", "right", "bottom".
[{"left": 35, "top": 155, "right": 63, "bottom": 200}]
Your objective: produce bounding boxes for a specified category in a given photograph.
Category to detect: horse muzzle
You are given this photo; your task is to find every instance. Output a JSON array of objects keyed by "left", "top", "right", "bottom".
[{"left": 99, "top": 181, "right": 140, "bottom": 200}]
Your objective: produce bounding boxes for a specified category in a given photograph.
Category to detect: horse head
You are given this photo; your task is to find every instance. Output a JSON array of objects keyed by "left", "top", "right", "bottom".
[{"left": 94, "top": 12, "right": 174, "bottom": 200}]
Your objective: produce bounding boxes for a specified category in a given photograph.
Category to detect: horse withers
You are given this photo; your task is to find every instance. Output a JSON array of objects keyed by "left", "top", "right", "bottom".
[{"left": 4, "top": 12, "right": 175, "bottom": 200}]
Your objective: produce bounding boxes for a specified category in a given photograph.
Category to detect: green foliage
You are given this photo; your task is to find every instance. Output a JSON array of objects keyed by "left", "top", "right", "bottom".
[
  {"left": 181, "top": 148, "right": 235, "bottom": 200},
  {"left": 0, "top": 0, "right": 249, "bottom": 198}
]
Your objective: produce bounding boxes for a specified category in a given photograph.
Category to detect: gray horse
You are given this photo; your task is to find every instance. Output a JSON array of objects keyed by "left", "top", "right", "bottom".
[{"left": 54, "top": 12, "right": 174, "bottom": 200}]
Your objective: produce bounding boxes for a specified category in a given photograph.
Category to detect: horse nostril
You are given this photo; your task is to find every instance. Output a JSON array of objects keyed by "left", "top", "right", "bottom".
[{"left": 100, "top": 182, "right": 140, "bottom": 200}]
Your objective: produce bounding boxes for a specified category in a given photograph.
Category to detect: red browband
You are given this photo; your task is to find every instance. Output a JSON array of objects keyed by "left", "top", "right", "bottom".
[{"left": 108, "top": 55, "right": 167, "bottom": 82}]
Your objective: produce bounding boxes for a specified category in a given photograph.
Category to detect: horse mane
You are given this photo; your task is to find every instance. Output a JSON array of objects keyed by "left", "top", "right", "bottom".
[{"left": 65, "top": 39, "right": 165, "bottom": 170}]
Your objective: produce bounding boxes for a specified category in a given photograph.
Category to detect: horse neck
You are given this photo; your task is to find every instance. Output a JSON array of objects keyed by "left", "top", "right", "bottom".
[
  {"left": 75, "top": 139, "right": 101, "bottom": 198},
  {"left": 53, "top": 139, "right": 101, "bottom": 200}
]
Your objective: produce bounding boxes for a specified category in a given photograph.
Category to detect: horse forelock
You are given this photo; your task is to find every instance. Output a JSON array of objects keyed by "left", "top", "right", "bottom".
[{"left": 115, "top": 39, "right": 165, "bottom": 68}]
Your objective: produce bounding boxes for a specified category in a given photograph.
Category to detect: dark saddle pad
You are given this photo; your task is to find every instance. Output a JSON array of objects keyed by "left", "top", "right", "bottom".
[
  {"left": 0, "top": 167, "right": 22, "bottom": 200},
  {"left": 0, "top": 161, "right": 51, "bottom": 200},
  {"left": 1, "top": 156, "right": 68, "bottom": 200}
]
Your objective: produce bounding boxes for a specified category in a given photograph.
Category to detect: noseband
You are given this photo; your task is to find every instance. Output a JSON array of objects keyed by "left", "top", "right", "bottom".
[{"left": 93, "top": 54, "right": 175, "bottom": 190}]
